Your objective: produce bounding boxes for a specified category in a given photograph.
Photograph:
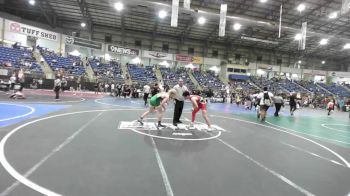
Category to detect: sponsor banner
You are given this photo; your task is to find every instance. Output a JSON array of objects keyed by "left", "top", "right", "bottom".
[
  {"left": 303, "top": 69, "right": 326, "bottom": 76},
  {"left": 329, "top": 71, "right": 350, "bottom": 78},
  {"left": 65, "top": 36, "right": 102, "bottom": 50},
  {"left": 107, "top": 45, "right": 139, "bottom": 56},
  {"left": 258, "top": 64, "right": 273, "bottom": 70},
  {"left": 143, "top": 51, "right": 173, "bottom": 60},
  {"left": 171, "top": 0, "right": 179, "bottom": 27},
  {"left": 192, "top": 56, "right": 203, "bottom": 64},
  {"left": 184, "top": 0, "right": 191, "bottom": 9},
  {"left": 219, "top": 4, "right": 227, "bottom": 37},
  {"left": 7, "top": 20, "right": 58, "bottom": 41},
  {"left": 176, "top": 55, "right": 203, "bottom": 64},
  {"left": 176, "top": 54, "right": 192, "bottom": 62}
]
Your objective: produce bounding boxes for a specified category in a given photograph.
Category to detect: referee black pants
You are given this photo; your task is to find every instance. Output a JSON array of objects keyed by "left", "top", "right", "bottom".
[{"left": 173, "top": 100, "right": 184, "bottom": 124}]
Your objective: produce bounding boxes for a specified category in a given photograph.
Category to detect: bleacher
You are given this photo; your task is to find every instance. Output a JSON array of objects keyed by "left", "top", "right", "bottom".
[
  {"left": 250, "top": 77, "right": 287, "bottom": 94},
  {"left": 318, "top": 83, "right": 350, "bottom": 97},
  {"left": 297, "top": 81, "right": 330, "bottom": 95},
  {"left": 38, "top": 47, "right": 85, "bottom": 76},
  {"left": 230, "top": 80, "right": 259, "bottom": 92},
  {"left": 127, "top": 64, "right": 157, "bottom": 85},
  {"left": 89, "top": 59, "right": 123, "bottom": 82},
  {"left": 279, "top": 79, "right": 308, "bottom": 93},
  {"left": 0, "top": 47, "right": 43, "bottom": 75},
  {"left": 192, "top": 71, "right": 224, "bottom": 90},
  {"left": 160, "top": 67, "right": 195, "bottom": 90}
]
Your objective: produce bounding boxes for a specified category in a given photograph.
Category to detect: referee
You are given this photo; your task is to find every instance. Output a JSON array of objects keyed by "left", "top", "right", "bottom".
[{"left": 173, "top": 78, "right": 188, "bottom": 126}]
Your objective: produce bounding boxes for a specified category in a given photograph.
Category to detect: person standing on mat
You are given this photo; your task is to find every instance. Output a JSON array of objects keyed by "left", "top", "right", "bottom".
[
  {"left": 53, "top": 76, "right": 61, "bottom": 100},
  {"left": 173, "top": 78, "right": 188, "bottom": 126},
  {"left": 151, "top": 83, "right": 160, "bottom": 96},
  {"left": 289, "top": 92, "right": 297, "bottom": 116},
  {"left": 273, "top": 93, "right": 284, "bottom": 117},
  {"left": 183, "top": 91, "right": 212, "bottom": 131},
  {"left": 257, "top": 87, "right": 273, "bottom": 122},
  {"left": 138, "top": 89, "right": 177, "bottom": 128}
]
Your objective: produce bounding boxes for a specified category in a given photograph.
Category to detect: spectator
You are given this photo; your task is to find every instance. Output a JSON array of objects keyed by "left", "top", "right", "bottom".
[{"left": 273, "top": 93, "right": 284, "bottom": 117}]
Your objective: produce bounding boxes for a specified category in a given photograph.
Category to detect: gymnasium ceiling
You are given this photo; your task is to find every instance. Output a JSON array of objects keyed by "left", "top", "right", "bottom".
[{"left": 1, "top": 0, "right": 350, "bottom": 63}]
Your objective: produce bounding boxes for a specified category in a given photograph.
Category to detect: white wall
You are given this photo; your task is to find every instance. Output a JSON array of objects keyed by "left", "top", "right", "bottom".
[
  {"left": 37, "top": 38, "right": 60, "bottom": 52},
  {"left": 0, "top": 17, "right": 3, "bottom": 41}
]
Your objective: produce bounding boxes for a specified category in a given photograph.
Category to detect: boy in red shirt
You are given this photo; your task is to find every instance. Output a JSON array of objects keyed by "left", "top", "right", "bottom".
[{"left": 183, "top": 91, "right": 212, "bottom": 131}]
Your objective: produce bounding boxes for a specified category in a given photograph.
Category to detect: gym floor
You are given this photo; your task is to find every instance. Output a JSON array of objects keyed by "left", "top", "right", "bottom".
[{"left": 0, "top": 92, "right": 349, "bottom": 196}]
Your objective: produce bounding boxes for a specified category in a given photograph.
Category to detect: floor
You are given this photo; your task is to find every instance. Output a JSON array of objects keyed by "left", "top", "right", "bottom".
[{"left": 0, "top": 91, "right": 349, "bottom": 196}]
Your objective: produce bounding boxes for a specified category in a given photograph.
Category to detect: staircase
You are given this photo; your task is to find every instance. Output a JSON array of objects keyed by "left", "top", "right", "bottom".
[
  {"left": 155, "top": 67, "right": 163, "bottom": 83},
  {"left": 248, "top": 80, "right": 262, "bottom": 90},
  {"left": 121, "top": 64, "right": 132, "bottom": 85},
  {"left": 188, "top": 70, "right": 203, "bottom": 91},
  {"left": 83, "top": 59, "right": 95, "bottom": 81},
  {"left": 293, "top": 81, "right": 311, "bottom": 93},
  {"left": 316, "top": 83, "right": 334, "bottom": 95},
  {"left": 33, "top": 51, "right": 54, "bottom": 79}
]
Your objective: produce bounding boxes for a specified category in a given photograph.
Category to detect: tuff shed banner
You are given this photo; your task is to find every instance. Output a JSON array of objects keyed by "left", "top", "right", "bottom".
[
  {"left": 107, "top": 45, "right": 140, "bottom": 56},
  {"left": 8, "top": 20, "right": 58, "bottom": 41}
]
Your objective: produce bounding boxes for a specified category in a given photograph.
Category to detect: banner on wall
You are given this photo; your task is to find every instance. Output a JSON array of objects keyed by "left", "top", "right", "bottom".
[
  {"left": 258, "top": 64, "right": 273, "bottom": 70},
  {"left": 330, "top": 71, "right": 350, "bottom": 78},
  {"left": 143, "top": 51, "right": 173, "bottom": 60},
  {"left": 304, "top": 69, "right": 326, "bottom": 76},
  {"left": 65, "top": 36, "right": 102, "bottom": 50},
  {"left": 7, "top": 20, "right": 58, "bottom": 41},
  {"left": 107, "top": 45, "right": 139, "bottom": 56},
  {"left": 176, "top": 55, "right": 203, "bottom": 64}
]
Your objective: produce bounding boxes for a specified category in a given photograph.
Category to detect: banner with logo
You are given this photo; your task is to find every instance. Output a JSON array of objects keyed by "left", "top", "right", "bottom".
[
  {"left": 176, "top": 55, "right": 203, "bottom": 64},
  {"left": 107, "top": 45, "right": 139, "bottom": 56},
  {"left": 143, "top": 51, "right": 173, "bottom": 60},
  {"left": 329, "top": 71, "right": 350, "bottom": 78},
  {"left": 7, "top": 20, "right": 58, "bottom": 42},
  {"left": 65, "top": 36, "right": 102, "bottom": 50}
]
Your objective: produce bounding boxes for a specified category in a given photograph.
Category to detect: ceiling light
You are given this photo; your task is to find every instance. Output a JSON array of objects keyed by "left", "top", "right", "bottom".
[
  {"left": 158, "top": 10, "right": 167, "bottom": 19},
  {"left": 260, "top": 0, "right": 267, "bottom": 2},
  {"left": 29, "top": 0, "right": 35, "bottom": 5},
  {"left": 344, "top": 43, "right": 350, "bottom": 49},
  {"left": 297, "top": 4, "right": 306, "bottom": 12},
  {"left": 114, "top": 2, "right": 124, "bottom": 11},
  {"left": 81, "top": 22, "right": 86, "bottom": 28},
  {"left": 198, "top": 17, "right": 206, "bottom": 25},
  {"left": 294, "top": 33, "right": 302, "bottom": 41},
  {"left": 233, "top": 23, "right": 242, "bottom": 31},
  {"left": 328, "top": 11, "right": 338, "bottom": 19},
  {"left": 322, "top": 61, "right": 325, "bottom": 64},
  {"left": 319, "top": 38, "right": 328, "bottom": 45},
  {"left": 298, "top": 60, "right": 302, "bottom": 64}
]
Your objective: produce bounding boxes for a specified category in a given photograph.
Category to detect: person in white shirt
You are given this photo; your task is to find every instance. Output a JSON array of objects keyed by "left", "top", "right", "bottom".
[
  {"left": 173, "top": 78, "right": 188, "bottom": 126},
  {"left": 143, "top": 84, "right": 151, "bottom": 106},
  {"left": 10, "top": 74, "right": 16, "bottom": 91},
  {"left": 257, "top": 87, "right": 274, "bottom": 122}
]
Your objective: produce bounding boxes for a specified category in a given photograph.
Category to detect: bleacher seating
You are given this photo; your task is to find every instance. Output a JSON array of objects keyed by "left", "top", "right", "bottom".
[
  {"left": 230, "top": 80, "right": 259, "bottom": 92},
  {"left": 192, "top": 71, "right": 225, "bottom": 90},
  {"left": 128, "top": 64, "right": 157, "bottom": 85},
  {"left": 297, "top": 81, "right": 330, "bottom": 95},
  {"left": 318, "top": 83, "right": 350, "bottom": 97},
  {"left": 89, "top": 59, "right": 123, "bottom": 82},
  {"left": 0, "top": 47, "right": 43, "bottom": 75},
  {"left": 160, "top": 67, "right": 195, "bottom": 90},
  {"left": 38, "top": 47, "right": 85, "bottom": 75},
  {"left": 279, "top": 79, "right": 308, "bottom": 93},
  {"left": 250, "top": 77, "right": 287, "bottom": 93}
]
